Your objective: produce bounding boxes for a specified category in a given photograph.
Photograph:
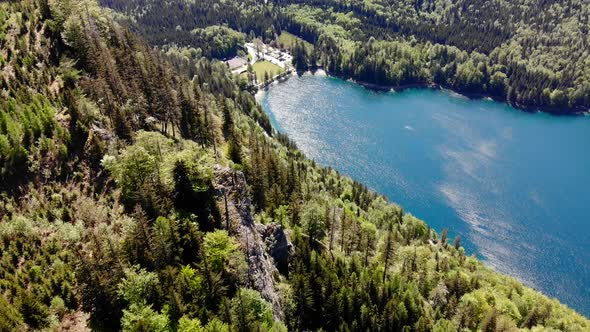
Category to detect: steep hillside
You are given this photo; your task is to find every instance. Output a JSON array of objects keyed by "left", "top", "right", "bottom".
[
  {"left": 100, "top": 0, "right": 590, "bottom": 113},
  {"left": 0, "top": 0, "right": 589, "bottom": 331}
]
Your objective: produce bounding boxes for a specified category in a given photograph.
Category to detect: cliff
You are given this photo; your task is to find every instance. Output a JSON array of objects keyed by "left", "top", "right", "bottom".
[{"left": 213, "top": 165, "right": 293, "bottom": 320}]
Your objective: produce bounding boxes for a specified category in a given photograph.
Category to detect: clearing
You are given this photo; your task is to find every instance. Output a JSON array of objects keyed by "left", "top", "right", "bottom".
[
  {"left": 252, "top": 61, "right": 282, "bottom": 83},
  {"left": 277, "top": 31, "right": 314, "bottom": 52}
]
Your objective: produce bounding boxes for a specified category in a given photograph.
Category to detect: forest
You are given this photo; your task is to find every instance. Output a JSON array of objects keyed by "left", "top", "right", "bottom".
[
  {"left": 0, "top": 0, "right": 589, "bottom": 331},
  {"left": 99, "top": 0, "right": 589, "bottom": 114}
]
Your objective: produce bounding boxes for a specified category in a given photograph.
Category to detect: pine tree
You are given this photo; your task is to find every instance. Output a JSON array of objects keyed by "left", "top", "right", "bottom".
[{"left": 382, "top": 222, "right": 395, "bottom": 283}]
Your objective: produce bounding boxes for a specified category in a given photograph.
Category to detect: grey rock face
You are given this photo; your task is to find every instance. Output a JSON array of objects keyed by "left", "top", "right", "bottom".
[
  {"left": 212, "top": 165, "right": 292, "bottom": 320},
  {"left": 257, "top": 223, "right": 293, "bottom": 274}
]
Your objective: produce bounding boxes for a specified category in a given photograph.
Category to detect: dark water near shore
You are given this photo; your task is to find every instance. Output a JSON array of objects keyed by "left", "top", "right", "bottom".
[{"left": 258, "top": 73, "right": 590, "bottom": 316}]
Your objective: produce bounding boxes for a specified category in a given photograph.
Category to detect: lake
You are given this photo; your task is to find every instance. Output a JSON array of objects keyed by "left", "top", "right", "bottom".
[{"left": 258, "top": 73, "right": 590, "bottom": 316}]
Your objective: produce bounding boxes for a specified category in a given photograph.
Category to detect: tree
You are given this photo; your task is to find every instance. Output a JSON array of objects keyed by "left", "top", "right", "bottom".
[
  {"left": 103, "top": 131, "right": 177, "bottom": 215},
  {"left": 122, "top": 207, "right": 156, "bottom": 269},
  {"left": 489, "top": 71, "right": 507, "bottom": 96},
  {"left": 432, "top": 319, "right": 457, "bottom": 332},
  {"left": 382, "top": 222, "right": 395, "bottom": 282},
  {"left": 0, "top": 295, "right": 23, "bottom": 331},
  {"left": 290, "top": 273, "right": 314, "bottom": 330},
  {"left": 104, "top": 144, "right": 157, "bottom": 207},
  {"left": 360, "top": 222, "right": 377, "bottom": 266},
  {"left": 328, "top": 206, "right": 336, "bottom": 251},
  {"left": 204, "top": 318, "right": 230, "bottom": 332},
  {"left": 301, "top": 202, "right": 326, "bottom": 246},
  {"left": 292, "top": 41, "right": 308, "bottom": 71},
  {"left": 454, "top": 236, "right": 461, "bottom": 250},
  {"left": 264, "top": 70, "right": 270, "bottom": 83},
  {"left": 117, "top": 266, "right": 160, "bottom": 306},
  {"left": 173, "top": 160, "right": 196, "bottom": 212},
  {"left": 340, "top": 209, "right": 348, "bottom": 252},
  {"left": 255, "top": 38, "right": 263, "bottom": 58},
  {"left": 550, "top": 89, "right": 567, "bottom": 107},
  {"left": 231, "top": 288, "right": 274, "bottom": 331},
  {"left": 120, "top": 304, "right": 170, "bottom": 332},
  {"left": 227, "top": 138, "right": 242, "bottom": 164},
  {"left": 178, "top": 316, "right": 204, "bottom": 332},
  {"left": 441, "top": 228, "right": 449, "bottom": 248},
  {"left": 203, "top": 230, "right": 245, "bottom": 275},
  {"left": 18, "top": 291, "right": 48, "bottom": 330}
]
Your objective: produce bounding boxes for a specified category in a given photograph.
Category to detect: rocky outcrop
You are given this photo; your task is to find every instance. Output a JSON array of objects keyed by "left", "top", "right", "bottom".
[
  {"left": 256, "top": 223, "right": 293, "bottom": 275},
  {"left": 212, "top": 165, "right": 292, "bottom": 320}
]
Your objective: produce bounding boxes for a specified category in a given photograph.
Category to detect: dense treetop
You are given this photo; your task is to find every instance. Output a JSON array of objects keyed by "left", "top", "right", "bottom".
[
  {"left": 279, "top": 0, "right": 590, "bottom": 112},
  {"left": 0, "top": 0, "right": 589, "bottom": 331},
  {"left": 100, "top": 0, "right": 590, "bottom": 113}
]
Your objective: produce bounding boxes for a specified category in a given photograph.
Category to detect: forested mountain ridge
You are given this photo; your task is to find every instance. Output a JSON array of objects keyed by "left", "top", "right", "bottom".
[
  {"left": 100, "top": 0, "right": 590, "bottom": 113},
  {"left": 0, "top": 0, "right": 589, "bottom": 331}
]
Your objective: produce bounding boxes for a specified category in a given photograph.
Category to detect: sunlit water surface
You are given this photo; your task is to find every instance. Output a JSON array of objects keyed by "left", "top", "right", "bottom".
[{"left": 258, "top": 73, "right": 590, "bottom": 316}]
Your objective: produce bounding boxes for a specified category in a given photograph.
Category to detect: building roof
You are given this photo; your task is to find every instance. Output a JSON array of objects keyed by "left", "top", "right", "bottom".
[{"left": 226, "top": 57, "right": 248, "bottom": 70}]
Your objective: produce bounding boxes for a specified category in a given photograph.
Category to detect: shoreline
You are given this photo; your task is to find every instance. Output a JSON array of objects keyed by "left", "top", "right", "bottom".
[
  {"left": 256, "top": 72, "right": 590, "bottom": 317},
  {"left": 340, "top": 74, "right": 589, "bottom": 116},
  {"left": 255, "top": 67, "right": 589, "bottom": 116}
]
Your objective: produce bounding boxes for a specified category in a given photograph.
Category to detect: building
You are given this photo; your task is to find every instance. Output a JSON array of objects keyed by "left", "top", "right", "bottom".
[{"left": 226, "top": 57, "right": 248, "bottom": 73}]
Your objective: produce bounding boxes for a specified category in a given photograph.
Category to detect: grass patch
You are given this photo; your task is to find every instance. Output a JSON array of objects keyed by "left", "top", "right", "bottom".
[
  {"left": 277, "top": 31, "right": 314, "bottom": 52},
  {"left": 251, "top": 60, "right": 282, "bottom": 82}
]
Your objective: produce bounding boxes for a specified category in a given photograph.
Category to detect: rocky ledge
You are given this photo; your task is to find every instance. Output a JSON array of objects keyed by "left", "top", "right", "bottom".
[{"left": 212, "top": 165, "right": 293, "bottom": 320}]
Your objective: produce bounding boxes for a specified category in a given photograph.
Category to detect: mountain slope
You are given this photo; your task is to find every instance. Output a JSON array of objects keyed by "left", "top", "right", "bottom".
[
  {"left": 0, "top": 0, "right": 588, "bottom": 331},
  {"left": 99, "top": 0, "right": 590, "bottom": 113}
]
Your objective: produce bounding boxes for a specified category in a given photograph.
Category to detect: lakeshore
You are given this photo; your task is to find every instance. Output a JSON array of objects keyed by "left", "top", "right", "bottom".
[
  {"left": 259, "top": 73, "right": 590, "bottom": 315},
  {"left": 255, "top": 68, "right": 589, "bottom": 116}
]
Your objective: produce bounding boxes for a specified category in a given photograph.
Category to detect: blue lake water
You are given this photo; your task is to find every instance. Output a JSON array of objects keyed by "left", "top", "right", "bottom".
[{"left": 258, "top": 73, "right": 590, "bottom": 316}]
